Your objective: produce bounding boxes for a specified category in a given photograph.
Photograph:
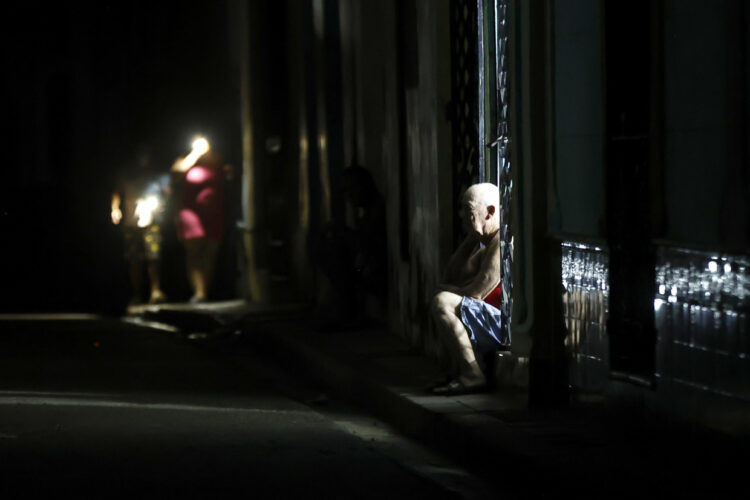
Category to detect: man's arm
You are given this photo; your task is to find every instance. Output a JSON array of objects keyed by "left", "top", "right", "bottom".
[
  {"left": 441, "top": 233, "right": 479, "bottom": 284},
  {"left": 449, "top": 235, "right": 501, "bottom": 300}
]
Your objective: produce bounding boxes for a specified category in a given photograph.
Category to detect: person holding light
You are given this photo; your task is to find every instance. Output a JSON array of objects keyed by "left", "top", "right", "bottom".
[
  {"left": 171, "top": 137, "right": 228, "bottom": 304},
  {"left": 111, "top": 144, "right": 170, "bottom": 305}
]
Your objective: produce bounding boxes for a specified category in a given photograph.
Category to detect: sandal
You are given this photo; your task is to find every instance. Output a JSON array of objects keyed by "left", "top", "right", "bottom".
[
  {"left": 431, "top": 378, "right": 488, "bottom": 396},
  {"left": 426, "top": 376, "right": 453, "bottom": 392}
]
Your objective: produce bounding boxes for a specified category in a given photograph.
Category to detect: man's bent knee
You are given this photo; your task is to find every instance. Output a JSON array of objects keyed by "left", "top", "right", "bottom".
[{"left": 431, "top": 291, "right": 463, "bottom": 318}]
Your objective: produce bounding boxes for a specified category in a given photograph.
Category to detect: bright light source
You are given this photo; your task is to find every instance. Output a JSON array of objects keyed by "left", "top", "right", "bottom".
[
  {"left": 708, "top": 261, "right": 718, "bottom": 273},
  {"left": 191, "top": 137, "right": 210, "bottom": 154},
  {"left": 135, "top": 195, "right": 160, "bottom": 228}
]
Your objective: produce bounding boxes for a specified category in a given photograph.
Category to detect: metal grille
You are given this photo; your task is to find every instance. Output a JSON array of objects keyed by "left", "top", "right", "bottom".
[
  {"left": 562, "top": 242, "right": 610, "bottom": 392},
  {"left": 450, "top": 0, "right": 480, "bottom": 244},
  {"left": 493, "top": 0, "right": 513, "bottom": 334},
  {"left": 654, "top": 247, "right": 750, "bottom": 402},
  {"left": 450, "top": 0, "right": 512, "bottom": 204},
  {"left": 451, "top": 0, "right": 513, "bottom": 343},
  {"left": 561, "top": 242, "right": 750, "bottom": 404}
]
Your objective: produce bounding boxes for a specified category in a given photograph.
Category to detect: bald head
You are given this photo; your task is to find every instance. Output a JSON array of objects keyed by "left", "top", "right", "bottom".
[
  {"left": 460, "top": 183, "right": 500, "bottom": 239},
  {"left": 463, "top": 183, "right": 499, "bottom": 211}
]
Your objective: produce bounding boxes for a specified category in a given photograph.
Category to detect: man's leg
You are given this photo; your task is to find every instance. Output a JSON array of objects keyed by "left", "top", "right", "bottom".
[{"left": 430, "top": 291, "right": 485, "bottom": 386}]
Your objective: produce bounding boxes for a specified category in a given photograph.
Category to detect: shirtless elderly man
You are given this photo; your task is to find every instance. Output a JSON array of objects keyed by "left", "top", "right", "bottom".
[{"left": 430, "top": 182, "right": 508, "bottom": 395}]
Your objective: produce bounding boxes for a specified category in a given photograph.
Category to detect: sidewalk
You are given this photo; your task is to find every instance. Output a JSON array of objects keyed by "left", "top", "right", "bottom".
[{"left": 128, "top": 301, "right": 748, "bottom": 498}]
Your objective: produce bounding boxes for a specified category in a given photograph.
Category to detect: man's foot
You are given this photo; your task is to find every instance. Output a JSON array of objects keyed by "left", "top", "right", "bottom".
[
  {"left": 431, "top": 378, "right": 488, "bottom": 396},
  {"left": 427, "top": 375, "right": 454, "bottom": 392},
  {"left": 148, "top": 290, "right": 167, "bottom": 304}
]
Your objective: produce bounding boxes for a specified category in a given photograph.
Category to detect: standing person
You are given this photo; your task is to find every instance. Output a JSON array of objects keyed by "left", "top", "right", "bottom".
[
  {"left": 111, "top": 144, "right": 170, "bottom": 305},
  {"left": 341, "top": 165, "right": 387, "bottom": 304},
  {"left": 314, "top": 166, "right": 387, "bottom": 329},
  {"left": 171, "top": 137, "right": 227, "bottom": 304}
]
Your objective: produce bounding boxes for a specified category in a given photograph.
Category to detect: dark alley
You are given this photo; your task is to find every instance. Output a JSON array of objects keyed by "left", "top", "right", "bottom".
[{"left": 2, "top": 0, "right": 750, "bottom": 498}]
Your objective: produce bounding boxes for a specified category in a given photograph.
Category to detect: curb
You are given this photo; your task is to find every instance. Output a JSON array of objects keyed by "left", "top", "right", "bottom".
[
  {"left": 125, "top": 305, "right": 750, "bottom": 498},
  {"left": 248, "top": 322, "right": 572, "bottom": 496}
]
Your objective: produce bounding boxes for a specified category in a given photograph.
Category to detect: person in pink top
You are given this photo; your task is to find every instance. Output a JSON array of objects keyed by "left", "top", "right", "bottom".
[{"left": 171, "top": 137, "right": 227, "bottom": 303}]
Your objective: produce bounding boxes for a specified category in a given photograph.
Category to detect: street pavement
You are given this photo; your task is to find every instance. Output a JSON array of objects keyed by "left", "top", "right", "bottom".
[
  {"left": 245, "top": 317, "right": 750, "bottom": 499},
  {"left": 123, "top": 301, "right": 750, "bottom": 500},
  {"left": 0, "top": 313, "right": 496, "bottom": 499},
  {"left": 4, "top": 303, "right": 749, "bottom": 499}
]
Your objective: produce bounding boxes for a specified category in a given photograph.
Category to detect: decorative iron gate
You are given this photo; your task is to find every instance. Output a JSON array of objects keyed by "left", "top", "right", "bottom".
[
  {"left": 450, "top": 0, "right": 513, "bottom": 341},
  {"left": 492, "top": 0, "right": 513, "bottom": 336},
  {"left": 450, "top": 0, "right": 480, "bottom": 245}
]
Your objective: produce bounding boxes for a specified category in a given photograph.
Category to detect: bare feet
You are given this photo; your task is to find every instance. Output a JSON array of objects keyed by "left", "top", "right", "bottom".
[{"left": 148, "top": 290, "right": 167, "bottom": 304}]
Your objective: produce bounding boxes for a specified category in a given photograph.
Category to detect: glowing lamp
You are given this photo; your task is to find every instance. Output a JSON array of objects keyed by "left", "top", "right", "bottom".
[
  {"left": 191, "top": 137, "right": 210, "bottom": 155},
  {"left": 135, "top": 195, "right": 160, "bottom": 228}
]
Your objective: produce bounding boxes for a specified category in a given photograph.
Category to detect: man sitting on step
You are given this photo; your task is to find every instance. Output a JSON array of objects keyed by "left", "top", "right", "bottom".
[{"left": 430, "top": 182, "right": 508, "bottom": 395}]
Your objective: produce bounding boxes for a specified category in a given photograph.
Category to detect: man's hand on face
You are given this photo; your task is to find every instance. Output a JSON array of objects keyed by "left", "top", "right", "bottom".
[{"left": 465, "top": 231, "right": 481, "bottom": 243}]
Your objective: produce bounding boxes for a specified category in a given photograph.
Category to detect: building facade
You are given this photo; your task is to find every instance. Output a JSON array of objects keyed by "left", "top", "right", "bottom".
[{"left": 233, "top": 0, "right": 750, "bottom": 437}]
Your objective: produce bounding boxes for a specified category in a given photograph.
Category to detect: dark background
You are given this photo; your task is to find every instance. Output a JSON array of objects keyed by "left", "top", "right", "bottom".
[{"left": 2, "top": 2, "right": 243, "bottom": 313}]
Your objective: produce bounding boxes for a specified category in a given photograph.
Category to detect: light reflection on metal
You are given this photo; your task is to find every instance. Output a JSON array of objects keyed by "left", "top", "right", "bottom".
[
  {"left": 561, "top": 242, "right": 609, "bottom": 296},
  {"left": 655, "top": 248, "right": 750, "bottom": 309},
  {"left": 653, "top": 247, "right": 749, "bottom": 401},
  {"left": 563, "top": 243, "right": 750, "bottom": 401},
  {"left": 477, "top": 0, "right": 486, "bottom": 180},
  {"left": 654, "top": 298, "right": 665, "bottom": 313},
  {"left": 561, "top": 241, "right": 610, "bottom": 391}
]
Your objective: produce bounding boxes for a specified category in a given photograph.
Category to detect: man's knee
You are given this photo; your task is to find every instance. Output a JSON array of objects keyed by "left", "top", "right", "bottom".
[{"left": 431, "top": 291, "right": 462, "bottom": 319}]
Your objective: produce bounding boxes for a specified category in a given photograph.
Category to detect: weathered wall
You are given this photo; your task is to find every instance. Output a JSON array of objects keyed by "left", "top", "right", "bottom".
[
  {"left": 663, "top": 0, "right": 750, "bottom": 250},
  {"left": 552, "top": 0, "right": 604, "bottom": 237},
  {"left": 339, "top": 0, "right": 454, "bottom": 365},
  {"left": 396, "top": 0, "right": 453, "bottom": 360}
]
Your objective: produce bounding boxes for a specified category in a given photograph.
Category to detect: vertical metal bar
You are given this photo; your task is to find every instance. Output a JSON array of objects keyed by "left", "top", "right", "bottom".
[
  {"left": 503, "top": 1, "right": 512, "bottom": 342},
  {"left": 477, "top": 0, "right": 486, "bottom": 182},
  {"left": 484, "top": 0, "right": 497, "bottom": 184},
  {"left": 494, "top": 0, "right": 501, "bottom": 185}
]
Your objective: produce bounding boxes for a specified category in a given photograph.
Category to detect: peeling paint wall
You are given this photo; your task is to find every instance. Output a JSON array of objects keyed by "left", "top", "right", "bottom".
[
  {"left": 339, "top": 0, "right": 454, "bottom": 366},
  {"left": 397, "top": 1, "right": 452, "bottom": 359}
]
